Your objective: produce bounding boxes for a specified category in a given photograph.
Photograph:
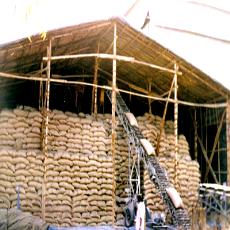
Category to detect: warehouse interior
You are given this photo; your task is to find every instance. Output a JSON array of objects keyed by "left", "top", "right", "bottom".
[{"left": 0, "top": 17, "right": 229, "bottom": 228}]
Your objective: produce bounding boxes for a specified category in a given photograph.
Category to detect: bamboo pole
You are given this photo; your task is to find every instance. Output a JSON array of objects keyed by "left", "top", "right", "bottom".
[
  {"left": 174, "top": 63, "right": 178, "bottom": 187},
  {"left": 156, "top": 76, "right": 175, "bottom": 155},
  {"left": 0, "top": 71, "right": 227, "bottom": 108},
  {"left": 218, "top": 141, "right": 221, "bottom": 182},
  {"left": 39, "top": 62, "right": 44, "bottom": 110},
  {"left": 148, "top": 82, "right": 152, "bottom": 114},
  {"left": 42, "top": 53, "right": 182, "bottom": 75},
  {"left": 204, "top": 109, "right": 226, "bottom": 182},
  {"left": 111, "top": 22, "right": 117, "bottom": 226},
  {"left": 194, "top": 109, "right": 198, "bottom": 160},
  {"left": 42, "top": 39, "right": 52, "bottom": 220},
  {"left": 226, "top": 99, "right": 230, "bottom": 185},
  {"left": 91, "top": 45, "right": 99, "bottom": 114}
]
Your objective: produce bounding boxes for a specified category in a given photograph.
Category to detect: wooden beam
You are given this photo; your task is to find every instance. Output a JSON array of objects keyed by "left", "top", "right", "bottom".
[{"left": 204, "top": 109, "right": 226, "bottom": 182}]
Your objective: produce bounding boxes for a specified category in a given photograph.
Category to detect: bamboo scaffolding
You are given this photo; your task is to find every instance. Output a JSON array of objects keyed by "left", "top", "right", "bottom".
[
  {"left": 111, "top": 22, "right": 117, "bottom": 226},
  {"left": 204, "top": 109, "right": 226, "bottom": 182},
  {"left": 0, "top": 71, "right": 227, "bottom": 109},
  {"left": 42, "top": 53, "right": 181, "bottom": 75},
  {"left": 42, "top": 39, "right": 52, "bottom": 220},
  {"left": 174, "top": 63, "right": 179, "bottom": 187}
]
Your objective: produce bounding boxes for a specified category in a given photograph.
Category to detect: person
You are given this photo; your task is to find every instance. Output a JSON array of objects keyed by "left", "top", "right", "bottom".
[{"left": 135, "top": 194, "right": 146, "bottom": 230}]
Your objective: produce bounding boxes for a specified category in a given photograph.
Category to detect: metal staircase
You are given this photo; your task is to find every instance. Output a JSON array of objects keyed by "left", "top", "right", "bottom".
[{"left": 106, "top": 89, "right": 190, "bottom": 229}]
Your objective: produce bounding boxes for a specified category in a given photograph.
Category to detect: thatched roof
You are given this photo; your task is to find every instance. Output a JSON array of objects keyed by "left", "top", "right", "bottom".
[{"left": 0, "top": 17, "right": 229, "bottom": 104}]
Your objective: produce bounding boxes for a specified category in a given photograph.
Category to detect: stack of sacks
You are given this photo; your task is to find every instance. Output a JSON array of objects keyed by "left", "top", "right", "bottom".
[
  {"left": 72, "top": 154, "right": 114, "bottom": 226},
  {"left": 71, "top": 113, "right": 114, "bottom": 226},
  {"left": 0, "top": 149, "right": 15, "bottom": 209},
  {"left": 178, "top": 135, "right": 190, "bottom": 159},
  {"left": 90, "top": 119, "right": 107, "bottom": 157},
  {"left": 165, "top": 134, "right": 176, "bottom": 158},
  {"left": 71, "top": 153, "right": 88, "bottom": 226},
  {"left": 144, "top": 170, "right": 162, "bottom": 213},
  {"left": 154, "top": 115, "right": 162, "bottom": 130},
  {"left": 0, "top": 108, "right": 42, "bottom": 151},
  {"left": 23, "top": 151, "right": 43, "bottom": 217},
  {"left": 0, "top": 149, "right": 43, "bottom": 218},
  {"left": 176, "top": 159, "right": 190, "bottom": 211},
  {"left": 165, "top": 120, "right": 174, "bottom": 135},
  {"left": 96, "top": 155, "right": 114, "bottom": 225},
  {"left": 144, "top": 158, "right": 167, "bottom": 214},
  {"left": 164, "top": 157, "right": 175, "bottom": 185},
  {"left": 66, "top": 115, "right": 82, "bottom": 153},
  {"left": 48, "top": 110, "right": 68, "bottom": 152},
  {"left": 137, "top": 114, "right": 157, "bottom": 147},
  {"left": 114, "top": 125, "right": 129, "bottom": 226},
  {"left": 157, "top": 132, "right": 169, "bottom": 157},
  {"left": 45, "top": 151, "right": 73, "bottom": 227},
  {"left": 99, "top": 115, "right": 128, "bottom": 227},
  {"left": 187, "top": 161, "right": 200, "bottom": 215}
]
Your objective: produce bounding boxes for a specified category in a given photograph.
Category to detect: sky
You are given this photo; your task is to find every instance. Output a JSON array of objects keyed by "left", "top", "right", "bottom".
[{"left": 0, "top": 0, "right": 230, "bottom": 90}]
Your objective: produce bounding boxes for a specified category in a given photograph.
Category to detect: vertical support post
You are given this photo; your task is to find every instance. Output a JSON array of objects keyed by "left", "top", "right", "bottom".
[
  {"left": 42, "top": 39, "right": 52, "bottom": 220},
  {"left": 111, "top": 21, "right": 117, "bottom": 225},
  {"left": 194, "top": 109, "right": 198, "bottom": 160},
  {"left": 174, "top": 62, "right": 178, "bottom": 187},
  {"left": 91, "top": 44, "right": 99, "bottom": 115},
  {"left": 226, "top": 99, "right": 230, "bottom": 185},
  {"left": 148, "top": 82, "right": 152, "bottom": 114},
  {"left": 39, "top": 62, "right": 44, "bottom": 110}
]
